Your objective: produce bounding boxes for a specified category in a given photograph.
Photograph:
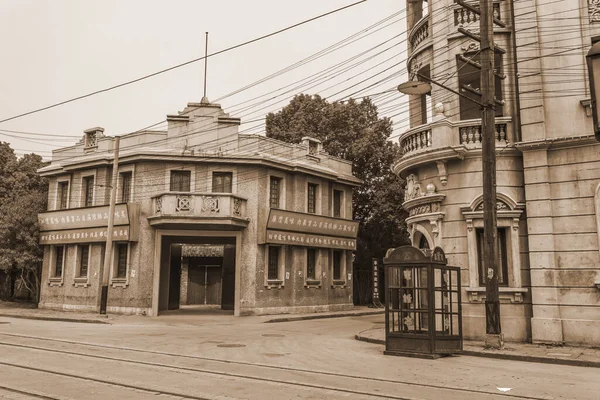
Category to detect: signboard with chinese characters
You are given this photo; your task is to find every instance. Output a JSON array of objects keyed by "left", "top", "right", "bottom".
[
  {"left": 373, "top": 258, "right": 380, "bottom": 300},
  {"left": 266, "top": 230, "right": 356, "bottom": 251},
  {"left": 38, "top": 204, "right": 130, "bottom": 231},
  {"left": 40, "top": 226, "right": 131, "bottom": 245},
  {"left": 266, "top": 209, "right": 359, "bottom": 239},
  {"left": 38, "top": 204, "right": 139, "bottom": 244}
]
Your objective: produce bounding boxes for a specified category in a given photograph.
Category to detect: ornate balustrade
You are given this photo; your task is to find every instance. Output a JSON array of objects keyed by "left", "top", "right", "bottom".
[
  {"left": 150, "top": 192, "right": 248, "bottom": 229},
  {"left": 458, "top": 121, "right": 508, "bottom": 145},
  {"left": 396, "top": 117, "right": 513, "bottom": 168},
  {"left": 400, "top": 127, "right": 432, "bottom": 155},
  {"left": 409, "top": 15, "right": 430, "bottom": 50},
  {"left": 453, "top": 1, "right": 501, "bottom": 27}
]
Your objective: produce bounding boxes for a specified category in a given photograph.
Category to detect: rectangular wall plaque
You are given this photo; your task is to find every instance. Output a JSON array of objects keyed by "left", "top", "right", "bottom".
[{"left": 266, "top": 229, "right": 357, "bottom": 250}]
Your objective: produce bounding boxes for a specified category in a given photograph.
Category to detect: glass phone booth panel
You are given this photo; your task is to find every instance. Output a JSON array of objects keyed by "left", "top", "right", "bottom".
[{"left": 384, "top": 246, "right": 462, "bottom": 359}]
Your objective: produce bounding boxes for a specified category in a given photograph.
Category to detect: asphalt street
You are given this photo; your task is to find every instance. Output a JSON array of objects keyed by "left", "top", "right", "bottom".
[{"left": 0, "top": 312, "right": 596, "bottom": 399}]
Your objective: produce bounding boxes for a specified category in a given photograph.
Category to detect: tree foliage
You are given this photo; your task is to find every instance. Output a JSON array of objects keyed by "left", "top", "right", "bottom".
[
  {"left": 0, "top": 142, "right": 48, "bottom": 300},
  {"left": 266, "top": 94, "right": 410, "bottom": 300}
]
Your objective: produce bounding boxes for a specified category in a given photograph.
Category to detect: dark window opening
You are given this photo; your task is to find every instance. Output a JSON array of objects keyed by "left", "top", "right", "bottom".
[
  {"left": 116, "top": 243, "right": 128, "bottom": 278},
  {"left": 333, "top": 190, "right": 342, "bottom": 218},
  {"left": 307, "top": 248, "right": 317, "bottom": 280},
  {"left": 457, "top": 52, "right": 503, "bottom": 120},
  {"left": 333, "top": 250, "right": 342, "bottom": 280},
  {"left": 476, "top": 227, "right": 508, "bottom": 286},
  {"left": 270, "top": 177, "right": 281, "bottom": 208},
  {"left": 79, "top": 245, "right": 89, "bottom": 277},
  {"left": 58, "top": 181, "right": 69, "bottom": 210},
  {"left": 121, "top": 172, "right": 132, "bottom": 203},
  {"left": 308, "top": 183, "right": 318, "bottom": 214},
  {"left": 83, "top": 176, "right": 94, "bottom": 207},
  {"left": 170, "top": 170, "right": 191, "bottom": 192},
  {"left": 54, "top": 246, "right": 64, "bottom": 277},
  {"left": 268, "top": 246, "right": 280, "bottom": 280},
  {"left": 212, "top": 172, "right": 233, "bottom": 193}
]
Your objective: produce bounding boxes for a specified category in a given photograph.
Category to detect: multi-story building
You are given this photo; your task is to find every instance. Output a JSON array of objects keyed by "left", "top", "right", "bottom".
[
  {"left": 393, "top": 0, "right": 600, "bottom": 345},
  {"left": 37, "top": 101, "right": 361, "bottom": 316}
]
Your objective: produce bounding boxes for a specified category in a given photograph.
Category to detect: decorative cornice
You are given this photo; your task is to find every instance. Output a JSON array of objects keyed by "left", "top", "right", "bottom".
[
  {"left": 403, "top": 193, "right": 446, "bottom": 211},
  {"left": 515, "top": 134, "right": 598, "bottom": 151}
]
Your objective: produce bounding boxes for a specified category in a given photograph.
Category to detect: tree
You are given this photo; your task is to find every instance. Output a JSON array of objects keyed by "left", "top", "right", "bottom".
[
  {"left": 266, "top": 94, "right": 410, "bottom": 304},
  {"left": 0, "top": 142, "right": 48, "bottom": 301}
]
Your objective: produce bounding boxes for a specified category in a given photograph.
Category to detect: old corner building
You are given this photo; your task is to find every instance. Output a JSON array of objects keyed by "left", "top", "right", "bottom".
[
  {"left": 37, "top": 101, "right": 361, "bottom": 317},
  {"left": 394, "top": 0, "right": 600, "bottom": 346}
]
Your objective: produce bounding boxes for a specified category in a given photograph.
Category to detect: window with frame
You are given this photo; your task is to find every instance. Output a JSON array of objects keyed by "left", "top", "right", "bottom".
[
  {"left": 267, "top": 246, "right": 281, "bottom": 281},
  {"left": 307, "top": 183, "right": 318, "bottom": 214},
  {"left": 115, "top": 243, "right": 128, "bottom": 279},
  {"left": 170, "top": 170, "right": 191, "bottom": 192},
  {"left": 333, "top": 190, "right": 343, "bottom": 218},
  {"left": 212, "top": 172, "right": 233, "bottom": 193},
  {"left": 120, "top": 172, "right": 132, "bottom": 203},
  {"left": 306, "top": 248, "right": 317, "bottom": 280},
  {"left": 83, "top": 176, "right": 94, "bottom": 207},
  {"left": 58, "top": 181, "right": 69, "bottom": 210},
  {"left": 79, "top": 245, "right": 90, "bottom": 277},
  {"left": 270, "top": 177, "right": 282, "bottom": 208},
  {"left": 476, "top": 228, "right": 508, "bottom": 286},
  {"left": 457, "top": 52, "right": 503, "bottom": 120},
  {"left": 54, "top": 246, "right": 65, "bottom": 277},
  {"left": 333, "top": 250, "right": 343, "bottom": 281}
]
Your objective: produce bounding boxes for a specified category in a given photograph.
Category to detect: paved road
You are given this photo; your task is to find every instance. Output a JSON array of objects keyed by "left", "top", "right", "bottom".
[{"left": 0, "top": 313, "right": 596, "bottom": 399}]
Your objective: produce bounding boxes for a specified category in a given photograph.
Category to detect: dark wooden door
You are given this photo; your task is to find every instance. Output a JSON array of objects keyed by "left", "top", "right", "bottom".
[
  {"left": 221, "top": 245, "right": 235, "bottom": 310},
  {"left": 187, "top": 264, "right": 222, "bottom": 305},
  {"left": 168, "top": 244, "right": 182, "bottom": 310},
  {"left": 205, "top": 266, "right": 222, "bottom": 305},
  {"left": 187, "top": 266, "right": 204, "bottom": 305}
]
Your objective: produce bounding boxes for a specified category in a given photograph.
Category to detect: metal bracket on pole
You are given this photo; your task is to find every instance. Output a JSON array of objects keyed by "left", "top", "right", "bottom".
[{"left": 457, "top": 28, "right": 506, "bottom": 54}]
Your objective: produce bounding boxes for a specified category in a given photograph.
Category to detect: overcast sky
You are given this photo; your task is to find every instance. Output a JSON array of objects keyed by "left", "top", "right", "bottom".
[{"left": 0, "top": 0, "right": 407, "bottom": 158}]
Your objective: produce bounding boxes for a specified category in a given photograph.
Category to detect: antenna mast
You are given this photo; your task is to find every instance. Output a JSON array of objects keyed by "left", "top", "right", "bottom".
[{"left": 202, "top": 32, "right": 209, "bottom": 103}]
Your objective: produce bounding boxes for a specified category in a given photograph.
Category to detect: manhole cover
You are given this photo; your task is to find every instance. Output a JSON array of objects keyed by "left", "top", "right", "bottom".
[
  {"left": 217, "top": 344, "right": 246, "bottom": 348},
  {"left": 262, "top": 334, "right": 285, "bottom": 338}
]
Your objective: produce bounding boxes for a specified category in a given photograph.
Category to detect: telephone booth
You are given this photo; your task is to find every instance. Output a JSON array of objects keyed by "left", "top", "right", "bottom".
[{"left": 383, "top": 246, "right": 462, "bottom": 359}]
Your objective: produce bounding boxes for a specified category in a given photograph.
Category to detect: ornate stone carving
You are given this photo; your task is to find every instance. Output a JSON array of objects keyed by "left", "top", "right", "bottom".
[
  {"left": 405, "top": 174, "right": 422, "bottom": 201},
  {"left": 590, "top": 0, "right": 600, "bottom": 23},
  {"left": 155, "top": 198, "right": 162, "bottom": 213},
  {"left": 201, "top": 196, "right": 220, "bottom": 213},
  {"left": 176, "top": 195, "right": 192, "bottom": 212},
  {"left": 461, "top": 41, "right": 479, "bottom": 53},
  {"left": 436, "top": 161, "right": 448, "bottom": 186},
  {"left": 409, "top": 62, "right": 423, "bottom": 80},
  {"left": 475, "top": 200, "right": 509, "bottom": 211},
  {"left": 409, "top": 204, "right": 431, "bottom": 216},
  {"left": 233, "top": 198, "right": 242, "bottom": 216}
]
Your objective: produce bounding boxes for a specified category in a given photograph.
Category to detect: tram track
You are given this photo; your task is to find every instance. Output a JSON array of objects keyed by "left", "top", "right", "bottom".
[
  {"left": 0, "top": 332, "right": 552, "bottom": 400},
  {"left": 0, "top": 384, "right": 59, "bottom": 400}
]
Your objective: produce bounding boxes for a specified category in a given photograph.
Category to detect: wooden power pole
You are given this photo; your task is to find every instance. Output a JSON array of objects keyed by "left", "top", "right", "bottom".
[
  {"left": 480, "top": 0, "right": 502, "bottom": 348},
  {"left": 99, "top": 137, "right": 120, "bottom": 314}
]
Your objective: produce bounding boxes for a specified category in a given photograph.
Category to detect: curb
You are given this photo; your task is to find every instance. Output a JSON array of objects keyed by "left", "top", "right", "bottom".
[
  {"left": 0, "top": 313, "right": 110, "bottom": 325},
  {"left": 354, "top": 334, "right": 600, "bottom": 368},
  {"left": 264, "top": 310, "right": 384, "bottom": 323}
]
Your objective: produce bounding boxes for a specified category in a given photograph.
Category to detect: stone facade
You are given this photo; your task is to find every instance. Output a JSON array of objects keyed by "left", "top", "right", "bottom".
[
  {"left": 393, "top": 0, "right": 600, "bottom": 345},
  {"left": 38, "top": 102, "right": 361, "bottom": 317}
]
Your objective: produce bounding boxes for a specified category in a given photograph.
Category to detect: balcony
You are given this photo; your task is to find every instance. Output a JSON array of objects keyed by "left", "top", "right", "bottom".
[
  {"left": 409, "top": 15, "right": 431, "bottom": 52},
  {"left": 393, "top": 117, "right": 513, "bottom": 177},
  {"left": 452, "top": 1, "right": 501, "bottom": 28},
  {"left": 148, "top": 192, "right": 249, "bottom": 230}
]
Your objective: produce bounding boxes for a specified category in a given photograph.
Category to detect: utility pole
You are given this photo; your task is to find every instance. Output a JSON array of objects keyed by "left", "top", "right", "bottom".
[
  {"left": 99, "top": 136, "right": 120, "bottom": 314},
  {"left": 480, "top": 0, "right": 502, "bottom": 348},
  {"left": 201, "top": 32, "right": 209, "bottom": 104}
]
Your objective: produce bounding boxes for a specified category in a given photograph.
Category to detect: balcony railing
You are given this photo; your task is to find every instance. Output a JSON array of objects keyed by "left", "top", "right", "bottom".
[
  {"left": 398, "top": 117, "right": 512, "bottom": 159},
  {"left": 400, "top": 127, "right": 432, "bottom": 155},
  {"left": 151, "top": 192, "right": 248, "bottom": 225},
  {"left": 453, "top": 1, "right": 501, "bottom": 27},
  {"left": 409, "top": 15, "right": 430, "bottom": 50}
]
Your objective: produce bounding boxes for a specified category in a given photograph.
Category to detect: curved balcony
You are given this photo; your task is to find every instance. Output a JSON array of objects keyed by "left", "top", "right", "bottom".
[
  {"left": 409, "top": 15, "right": 431, "bottom": 52},
  {"left": 148, "top": 192, "right": 249, "bottom": 230},
  {"left": 393, "top": 116, "right": 513, "bottom": 177}
]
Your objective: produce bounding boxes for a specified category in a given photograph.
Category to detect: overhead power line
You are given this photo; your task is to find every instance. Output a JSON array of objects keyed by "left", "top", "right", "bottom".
[{"left": 0, "top": 0, "right": 366, "bottom": 125}]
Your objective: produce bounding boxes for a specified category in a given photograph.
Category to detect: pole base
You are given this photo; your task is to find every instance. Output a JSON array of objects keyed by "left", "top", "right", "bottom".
[
  {"left": 99, "top": 285, "right": 108, "bottom": 314},
  {"left": 484, "top": 333, "right": 505, "bottom": 349}
]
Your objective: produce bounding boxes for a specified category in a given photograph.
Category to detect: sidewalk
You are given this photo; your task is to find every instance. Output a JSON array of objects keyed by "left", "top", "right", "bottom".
[
  {"left": 0, "top": 301, "right": 383, "bottom": 325},
  {"left": 355, "top": 327, "right": 600, "bottom": 368},
  {"left": 0, "top": 301, "right": 112, "bottom": 324}
]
